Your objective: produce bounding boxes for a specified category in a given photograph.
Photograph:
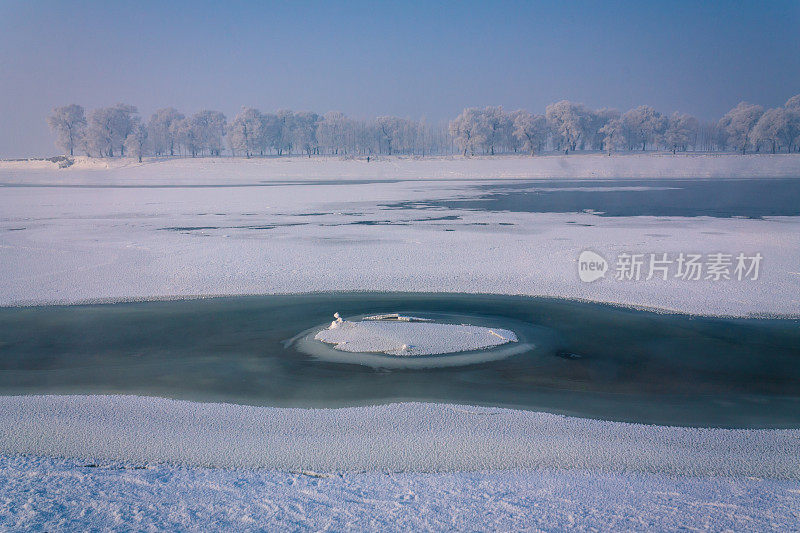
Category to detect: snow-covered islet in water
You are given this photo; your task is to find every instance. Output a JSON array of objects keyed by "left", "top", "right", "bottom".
[{"left": 314, "top": 312, "right": 518, "bottom": 356}]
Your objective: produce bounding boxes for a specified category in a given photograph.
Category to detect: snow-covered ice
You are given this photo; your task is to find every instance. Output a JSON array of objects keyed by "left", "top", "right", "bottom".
[
  {"left": 1, "top": 395, "right": 798, "bottom": 477},
  {"left": 1, "top": 156, "right": 799, "bottom": 315},
  {"left": 363, "top": 313, "right": 432, "bottom": 321},
  {"left": 314, "top": 314, "right": 517, "bottom": 356}
]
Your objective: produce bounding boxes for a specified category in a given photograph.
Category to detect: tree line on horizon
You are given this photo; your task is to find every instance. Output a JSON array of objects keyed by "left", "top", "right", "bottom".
[
  {"left": 450, "top": 96, "right": 800, "bottom": 156},
  {"left": 46, "top": 106, "right": 450, "bottom": 161},
  {"left": 47, "top": 94, "right": 800, "bottom": 161}
]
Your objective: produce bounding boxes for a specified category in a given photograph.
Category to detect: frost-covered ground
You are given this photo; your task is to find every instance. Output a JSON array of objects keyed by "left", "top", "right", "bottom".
[
  {"left": 1, "top": 155, "right": 799, "bottom": 314},
  {"left": 2, "top": 155, "right": 800, "bottom": 530},
  {"left": 3, "top": 455, "right": 798, "bottom": 532}
]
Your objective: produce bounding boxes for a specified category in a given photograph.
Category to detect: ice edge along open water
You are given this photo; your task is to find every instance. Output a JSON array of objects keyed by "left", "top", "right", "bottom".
[{"left": 1, "top": 292, "right": 798, "bottom": 428}]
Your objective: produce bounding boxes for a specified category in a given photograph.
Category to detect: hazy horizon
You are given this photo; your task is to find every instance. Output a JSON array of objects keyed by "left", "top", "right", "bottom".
[{"left": 1, "top": 0, "right": 799, "bottom": 158}]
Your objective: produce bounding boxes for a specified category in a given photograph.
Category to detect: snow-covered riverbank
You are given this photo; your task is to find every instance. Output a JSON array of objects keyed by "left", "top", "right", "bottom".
[
  {"left": 2, "top": 454, "right": 797, "bottom": 531},
  {"left": 6, "top": 456, "right": 800, "bottom": 531},
  {"left": 4, "top": 153, "right": 800, "bottom": 183},
  {"left": 1, "top": 395, "right": 798, "bottom": 530}
]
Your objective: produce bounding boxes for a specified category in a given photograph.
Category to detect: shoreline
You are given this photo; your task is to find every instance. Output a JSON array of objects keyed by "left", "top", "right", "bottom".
[{"left": 1, "top": 290, "right": 799, "bottom": 319}]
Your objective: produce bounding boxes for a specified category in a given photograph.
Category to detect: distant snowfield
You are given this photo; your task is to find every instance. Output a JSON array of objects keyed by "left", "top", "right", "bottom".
[
  {"left": 1, "top": 155, "right": 798, "bottom": 315},
  {"left": 3, "top": 152, "right": 800, "bottom": 183}
]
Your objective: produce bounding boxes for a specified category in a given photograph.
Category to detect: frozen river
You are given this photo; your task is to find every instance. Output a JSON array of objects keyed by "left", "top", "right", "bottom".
[
  {"left": 2, "top": 157, "right": 800, "bottom": 315},
  {"left": 1, "top": 158, "right": 799, "bottom": 530},
  {"left": 2, "top": 292, "right": 798, "bottom": 428}
]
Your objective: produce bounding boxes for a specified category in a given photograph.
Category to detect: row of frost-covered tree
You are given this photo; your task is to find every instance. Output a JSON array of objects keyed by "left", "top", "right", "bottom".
[
  {"left": 46, "top": 106, "right": 450, "bottom": 160},
  {"left": 48, "top": 95, "right": 800, "bottom": 159},
  {"left": 451, "top": 96, "right": 800, "bottom": 156}
]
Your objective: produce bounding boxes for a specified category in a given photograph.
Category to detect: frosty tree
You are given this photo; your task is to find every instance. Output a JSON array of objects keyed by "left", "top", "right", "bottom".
[
  {"left": 449, "top": 108, "right": 484, "bottom": 156},
  {"left": 664, "top": 112, "right": 700, "bottom": 154},
  {"left": 124, "top": 123, "right": 148, "bottom": 162},
  {"left": 228, "top": 107, "right": 263, "bottom": 158},
  {"left": 292, "top": 112, "right": 321, "bottom": 157},
  {"left": 621, "top": 106, "right": 666, "bottom": 151},
  {"left": 173, "top": 117, "right": 202, "bottom": 157},
  {"left": 148, "top": 108, "right": 184, "bottom": 156},
  {"left": 376, "top": 116, "right": 405, "bottom": 155},
  {"left": 317, "top": 112, "right": 349, "bottom": 155},
  {"left": 598, "top": 117, "right": 624, "bottom": 154},
  {"left": 273, "top": 110, "right": 295, "bottom": 156},
  {"left": 511, "top": 110, "right": 547, "bottom": 155},
  {"left": 194, "top": 111, "right": 227, "bottom": 156},
  {"left": 113, "top": 104, "right": 138, "bottom": 157},
  {"left": 85, "top": 104, "right": 139, "bottom": 157},
  {"left": 47, "top": 93, "right": 800, "bottom": 159},
  {"left": 750, "top": 108, "right": 793, "bottom": 154},
  {"left": 718, "top": 102, "right": 764, "bottom": 154},
  {"left": 479, "top": 106, "right": 513, "bottom": 156},
  {"left": 545, "top": 101, "right": 591, "bottom": 153},
  {"left": 784, "top": 94, "right": 800, "bottom": 152},
  {"left": 588, "top": 109, "right": 621, "bottom": 151},
  {"left": 258, "top": 113, "right": 280, "bottom": 155},
  {"left": 47, "top": 105, "right": 87, "bottom": 156}
]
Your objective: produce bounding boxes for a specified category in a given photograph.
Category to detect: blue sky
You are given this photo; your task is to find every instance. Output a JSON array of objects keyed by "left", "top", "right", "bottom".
[{"left": 1, "top": 0, "right": 798, "bottom": 157}]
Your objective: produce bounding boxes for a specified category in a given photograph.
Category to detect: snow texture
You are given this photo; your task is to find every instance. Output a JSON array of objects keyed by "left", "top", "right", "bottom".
[
  {"left": 1, "top": 156, "right": 799, "bottom": 316},
  {"left": 1, "top": 454, "right": 798, "bottom": 532},
  {"left": 314, "top": 315, "right": 517, "bottom": 355},
  {"left": 1, "top": 395, "right": 798, "bottom": 478}
]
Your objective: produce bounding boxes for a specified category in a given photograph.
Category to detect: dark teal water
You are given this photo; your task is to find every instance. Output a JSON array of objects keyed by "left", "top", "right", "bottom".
[
  {"left": 1, "top": 293, "right": 798, "bottom": 428},
  {"left": 390, "top": 178, "right": 800, "bottom": 218}
]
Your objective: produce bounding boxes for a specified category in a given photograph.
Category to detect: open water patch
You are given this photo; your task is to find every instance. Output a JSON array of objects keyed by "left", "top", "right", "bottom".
[
  {"left": 0, "top": 293, "right": 798, "bottom": 427},
  {"left": 387, "top": 178, "right": 800, "bottom": 218}
]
